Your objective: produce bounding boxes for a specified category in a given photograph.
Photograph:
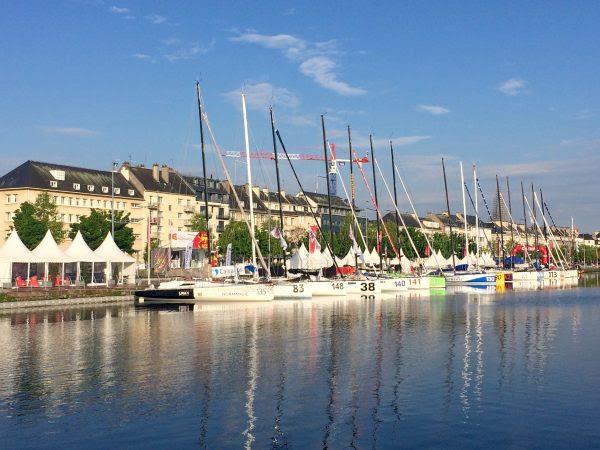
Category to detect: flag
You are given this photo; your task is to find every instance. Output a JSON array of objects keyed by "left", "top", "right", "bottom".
[
  {"left": 348, "top": 227, "right": 364, "bottom": 262},
  {"left": 308, "top": 226, "right": 321, "bottom": 253},
  {"left": 225, "top": 243, "right": 232, "bottom": 266},
  {"left": 271, "top": 227, "right": 288, "bottom": 251},
  {"left": 424, "top": 243, "right": 431, "bottom": 257}
]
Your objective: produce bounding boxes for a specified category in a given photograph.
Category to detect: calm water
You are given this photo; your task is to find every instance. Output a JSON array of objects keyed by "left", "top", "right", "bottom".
[{"left": 1, "top": 275, "right": 600, "bottom": 448}]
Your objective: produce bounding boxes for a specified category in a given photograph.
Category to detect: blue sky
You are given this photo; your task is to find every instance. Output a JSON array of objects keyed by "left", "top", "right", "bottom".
[{"left": 1, "top": 1, "right": 599, "bottom": 231}]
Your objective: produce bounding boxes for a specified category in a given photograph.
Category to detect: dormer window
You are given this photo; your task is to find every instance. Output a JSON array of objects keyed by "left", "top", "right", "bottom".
[
  {"left": 128, "top": 189, "right": 135, "bottom": 196},
  {"left": 73, "top": 183, "right": 80, "bottom": 190},
  {"left": 50, "top": 180, "right": 58, "bottom": 188},
  {"left": 49, "top": 170, "right": 65, "bottom": 180},
  {"left": 113, "top": 187, "right": 120, "bottom": 195},
  {"left": 101, "top": 186, "right": 109, "bottom": 193},
  {"left": 87, "top": 185, "right": 94, "bottom": 192}
]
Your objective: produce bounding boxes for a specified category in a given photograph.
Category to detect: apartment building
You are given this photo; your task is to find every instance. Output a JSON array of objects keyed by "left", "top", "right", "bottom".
[
  {"left": 0, "top": 160, "right": 146, "bottom": 251},
  {"left": 183, "top": 176, "right": 231, "bottom": 245},
  {"left": 120, "top": 163, "right": 200, "bottom": 251},
  {"left": 297, "top": 191, "right": 354, "bottom": 234},
  {"left": 222, "top": 182, "right": 318, "bottom": 242}
]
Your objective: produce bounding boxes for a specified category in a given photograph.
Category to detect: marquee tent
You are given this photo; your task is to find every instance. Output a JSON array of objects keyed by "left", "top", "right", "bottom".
[
  {"left": 32, "top": 230, "right": 76, "bottom": 283},
  {"left": 93, "top": 233, "right": 136, "bottom": 285},
  {"left": 0, "top": 230, "right": 43, "bottom": 285}
]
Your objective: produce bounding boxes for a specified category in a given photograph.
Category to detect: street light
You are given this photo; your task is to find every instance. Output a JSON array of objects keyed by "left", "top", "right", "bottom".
[{"left": 111, "top": 160, "right": 120, "bottom": 236}]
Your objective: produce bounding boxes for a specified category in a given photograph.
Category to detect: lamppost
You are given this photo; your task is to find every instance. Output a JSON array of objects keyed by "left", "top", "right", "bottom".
[{"left": 111, "top": 160, "right": 119, "bottom": 236}]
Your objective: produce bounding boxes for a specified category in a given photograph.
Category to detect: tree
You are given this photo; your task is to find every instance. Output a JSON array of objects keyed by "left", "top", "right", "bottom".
[
  {"left": 217, "top": 221, "right": 253, "bottom": 262},
  {"left": 11, "top": 192, "right": 65, "bottom": 249},
  {"left": 186, "top": 213, "right": 207, "bottom": 232},
  {"left": 70, "top": 209, "right": 135, "bottom": 253}
]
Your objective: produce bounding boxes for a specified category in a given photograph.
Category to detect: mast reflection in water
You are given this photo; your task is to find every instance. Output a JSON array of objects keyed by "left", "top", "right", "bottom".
[{"left": 0, "top": 280, "right": 599, "bottom": 448}]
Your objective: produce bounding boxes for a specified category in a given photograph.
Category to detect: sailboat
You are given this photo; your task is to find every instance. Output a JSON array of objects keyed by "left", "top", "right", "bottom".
[
  {"left": 444, "top": 160, "right": 496, "bottom": 286},
  {"left": 135, "top": 83, "right": 274, "bottom": 304},
  {"left": 267, "top": 108, "right": 313, "bottom": 299}
]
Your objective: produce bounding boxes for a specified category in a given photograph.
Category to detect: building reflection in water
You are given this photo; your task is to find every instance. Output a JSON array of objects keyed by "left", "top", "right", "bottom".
[{"left": 0, "top": 282, "right": 596, "bottom": 448}]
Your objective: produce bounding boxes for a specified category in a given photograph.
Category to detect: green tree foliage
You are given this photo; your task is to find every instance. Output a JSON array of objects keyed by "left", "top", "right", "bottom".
[
  {"left": 186, "top": 213, "right": 207, "bottom": 232},
  {"left": 69, "top": 209, "right": 135, "bottom": 253},
  {"left": 217, "top": 221, "right": 253, "bottom": 262},
  {"left": 11, "top": 192, "right": 65, "bottom": 249}
]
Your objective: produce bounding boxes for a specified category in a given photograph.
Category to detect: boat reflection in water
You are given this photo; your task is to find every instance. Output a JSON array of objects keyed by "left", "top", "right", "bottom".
[{"left": 0, "top": 275, "right": 598, "bottom": 448}]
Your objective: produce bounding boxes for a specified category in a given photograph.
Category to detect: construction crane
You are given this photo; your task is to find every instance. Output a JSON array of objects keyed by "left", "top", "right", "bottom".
[{"left": 223, "top": 143, "right": 369, "bottom": 196}]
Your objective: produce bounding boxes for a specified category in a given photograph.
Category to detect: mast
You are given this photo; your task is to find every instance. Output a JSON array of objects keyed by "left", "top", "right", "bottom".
[
  {"left": 348, "top": 126, "right": 358, "bottom": 269},
  {"left": 496, "top": 175, "right": 505, "bottom": 266},
  {"left": 390, "top": 141, "right": 401, "bottom": 268},
  {"left": 460, "top": 162, "right": 468, "bottom": 262},
  {"left": 270, "top": 107, "right": 287, "bottom": 277},
  {"left": 275, "top": 129, "right": 342, "bottom": 275},
  {"left": 473, "top": 165, "right": 480, "bottom": 268},
  {"left": 369, "top": 135, "right": 383, "bottom": 269},
  {"left": 441, "top": 158, "right": 456, "bottom": 271},
  {"left": 506, "top": 177, "right": 515, "bottom": 268},
  {"left": 241, "top": 94, "right": 257, "bottom": 268},
  {"left": 195, "top": 81, "right": 212, "bottom": 261},
  {"left": 321, "top": 115, "right": 335, "bottom": 249},
  {"left": 532, "top": 183, "right": 538, "bottom": 265},
  {"left": 520, "top": 181, "right": 529, "bottom": 260}
]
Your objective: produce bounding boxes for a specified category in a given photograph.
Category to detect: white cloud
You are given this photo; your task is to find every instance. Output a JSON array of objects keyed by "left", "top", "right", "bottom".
[
  {"left": 281, "top": 114, "right": 315, "bottom": 127},
  {"left": 109, "top": 6, "right": 129, "bottom": 14},
  {"left": 132, "top": 53, "right": 151, "bottom": 60},
  {"left": 299, "top": 57, "right": 366, "bottom": 96},
  {"left": 497, "top": 78, "right": 527, "bottom": 96},
  {"left": 230, "top": 31, "right": 365, "bottom": 96},
  {"left": 164, "top": 40, "right": 213, "bottom": 61},
  {"left": 39, "top": 126, "right": 99, "bottom": 137},
  {"left": 417, "top": 104, "right": 450, "bottom": 115},
  {"left": 224, "top": 82, "right": 300, "bottom": 110},
  {"left": 146, "top": 14, "right": 167, "bottom": 24}
]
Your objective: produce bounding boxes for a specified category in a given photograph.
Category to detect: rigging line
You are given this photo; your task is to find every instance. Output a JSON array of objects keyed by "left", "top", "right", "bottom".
[
  {"left": 353, "top": 148, "right": 399, "bottom": 259},
  {"left": 523, "top": 195, "right": 564, "bottom": 270},
  {"left": 475, "top": 177, "right": 494, "bottom": 222},
  {"left": 499, "top": 193, "right": 532, "bottom": 265},
  {"left": 463, "top": 182, "right": 493, "bottom": 251},
  {"left": 374, "top": 158, "right": 420, "bottom": 261},
  {"left": 327, "top": 143, "right": 380, "bottom": 275},
  {"left": 543, "top": 201, "right": 570, "bottom": 259},
  {"left": 533, "top": 192, "right": 568, "bottom": 267},
  {"left": 198, "top": 92, "right": 270, "bottom": 274},
  {"left": 393, "top": 165, "right": 444, "bottom": 272},
  {"left": 275, "top": 128, "right": 343, "bottom": 275}
]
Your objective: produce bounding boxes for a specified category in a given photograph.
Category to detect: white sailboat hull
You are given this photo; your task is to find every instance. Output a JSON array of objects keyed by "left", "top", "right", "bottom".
[
  {"left": 512, "top": 271, "right": 543, "bottom": 282},
  {"left": 311, "top": 280, "right": 347, "bottom": 296},
  {"left": 446, "top": 272, "right": 496, "bottom": 285},
  {"left": 346, "top": 280, "right": 381, "bottom": 294},
  {"left": 273, "top": 281, "right": 313, "bottom": 299}
]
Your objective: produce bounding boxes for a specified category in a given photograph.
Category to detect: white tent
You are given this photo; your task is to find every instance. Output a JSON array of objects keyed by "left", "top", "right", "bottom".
[
  {"left": 364, "top": 248, "right": 381, "bottom": 266},
  {"left": 288, "top": 244, "right": 309, "bottom": 270},
  {"left": 93, "top": 233, "right": 136, "bottom": 285},
  {"left": 32, "top": 230, "right": 76, "bottom": 283},
  {"left": 0, "top": 230, "right": 42, "bottom": 285},
  {"left": 64, "top": 231, "right": 104, "bottom": 284}
]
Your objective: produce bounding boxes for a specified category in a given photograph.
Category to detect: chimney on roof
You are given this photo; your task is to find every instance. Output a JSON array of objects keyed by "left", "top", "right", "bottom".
[
  {"left": 160, "top": 165, "right": 169, "bottom": 184},
  {"left": 152, "top": 163, "right": 160, "bottom": 182},
  {"left": 120, "top": 163, "right": 130, "bottom": 181}
]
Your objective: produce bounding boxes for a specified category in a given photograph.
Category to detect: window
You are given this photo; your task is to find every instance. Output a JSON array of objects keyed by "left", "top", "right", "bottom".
[
  {"left": 87, "top": 185, "right": 94, "bottom": 192},
  {"left": 104, "top": 201, "right": 108, "bottom": 208},
  {"left": 178, "top": 198, "right": 183, "bottom": 205},
  {"left": 82, "top": 199, "right": 87, "bottom": 207},
  {"left": 73, "top": 183, "right": 80, "bottom": 190},
  {"left": 5, "top": 212, "right": 10, "bottom": 220},
  {"left": 157, "top": 196, "right": 163, "bottom": 204},
  {"left": 131, "top": 203, "right": 141, "bottom": 209},
  {"left": 50, "top": 180, "right": 58, "bottom": 188},
  {"left": 177, "top": 213, "right": 183, "bottom": 219},
  {"left": 128, "top": 189, "right": 135, "bottom": 196},
  {"left": 102, "top": 186, "right": 109, "bottom": 193},
  {"left": 49, "top": 169, "right": 65, "bottom": 180},
  {"left": 113, "top": 187, "right": 120, "bottom": 195},
  {"left": 53, "top": 196, "right": 58, "bottom": 204}
]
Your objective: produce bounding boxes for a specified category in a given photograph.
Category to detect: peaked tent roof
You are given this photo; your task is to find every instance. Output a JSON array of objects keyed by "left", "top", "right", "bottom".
[
  {"left": 94, "top": 233, "right": 136, "bottom": 263},
  {"left": 0, "top": 230, "right": 42, "bottom": 262},
  {"left": 65, "top": 231, "right": 104, "bottom": 262},
  {"left": 32, "top": 230, "right": 75, "bottom": 263}
]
